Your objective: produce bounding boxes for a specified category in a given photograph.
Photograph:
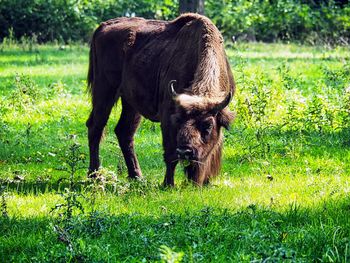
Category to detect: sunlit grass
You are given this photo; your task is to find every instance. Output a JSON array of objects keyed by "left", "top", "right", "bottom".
[
  {"left": 1, "top": 42, "right": 350, "bottom": 261},
  {"left": 6, "top": 173, "right": 349, "bottom": 218}
]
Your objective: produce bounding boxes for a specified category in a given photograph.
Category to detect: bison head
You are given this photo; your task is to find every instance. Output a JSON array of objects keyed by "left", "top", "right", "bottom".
[{"left": 169, "top": 80, "right": 235, "bottom": 185}]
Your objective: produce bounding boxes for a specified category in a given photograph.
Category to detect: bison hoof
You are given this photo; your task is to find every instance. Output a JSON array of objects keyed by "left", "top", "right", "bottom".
[
  {"left": 87, "top": 169, "right": 100, "bottom": 178},
  {"left": 162, "top": 180, "right": 175, "bottom": 187},
  {"left": 127, "top": 175, "right": 143, "bottom": 181}
]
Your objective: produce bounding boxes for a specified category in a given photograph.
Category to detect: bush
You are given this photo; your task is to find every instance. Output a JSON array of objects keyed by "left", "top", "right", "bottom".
[
  {"left": 206, "top": 0, "right": 350, "bottom": 44},
  {"left": 0, "top": 0, "right": 349, "bottom": 44},
  {"left": 0, "top": 0, "right": 177, "bottom": 43}
]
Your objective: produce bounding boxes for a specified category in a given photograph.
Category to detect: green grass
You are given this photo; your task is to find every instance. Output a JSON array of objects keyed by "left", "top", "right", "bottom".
[{"left": 0, "top": 42, "right": 350, "bottom": 262}]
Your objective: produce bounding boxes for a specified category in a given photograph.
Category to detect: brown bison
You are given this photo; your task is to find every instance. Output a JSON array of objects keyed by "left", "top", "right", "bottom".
[{"left": 86, "top": 13, "right": 235, "bottom": 186}]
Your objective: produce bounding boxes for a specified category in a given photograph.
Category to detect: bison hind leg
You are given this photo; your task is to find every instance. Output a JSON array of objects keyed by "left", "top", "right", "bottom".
[
  {"left": 87, "top": 99, "right": 117, "bottom": 174},
  {"left": 114, "top": 99, "right": 143, "bottom": 179},
  {"left": 87, "top": 76, "right": 120, "bottom": 176}
]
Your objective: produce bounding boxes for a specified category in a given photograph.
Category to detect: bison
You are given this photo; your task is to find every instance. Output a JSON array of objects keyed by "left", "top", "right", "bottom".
[{"left": 86, "top": 13, "right": 235, "bottom": 186}]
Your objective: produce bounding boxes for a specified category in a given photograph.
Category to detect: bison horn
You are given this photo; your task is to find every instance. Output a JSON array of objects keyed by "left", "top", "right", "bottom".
[
  {"left": 168, "top": 80, "right": 177, "bottom": 97},
  {"left": 211, "top": 91, "right": 232, "bottom": 113}
]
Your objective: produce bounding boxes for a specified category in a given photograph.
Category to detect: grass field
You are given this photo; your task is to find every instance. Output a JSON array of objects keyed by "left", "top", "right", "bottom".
[{"left": 1, "top": 42, "right": 350, "bottom": 262}]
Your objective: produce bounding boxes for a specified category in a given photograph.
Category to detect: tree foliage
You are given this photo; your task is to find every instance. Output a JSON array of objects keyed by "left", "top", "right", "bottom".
[
  {"left": 0, "top": 0, "right": 178, "bottom": 42},
  {"left": 206, "top": 0, "right": 350, "bottom": 44},
  {"left": 0, "top": 0, "right": 349, "bottom": 44}
]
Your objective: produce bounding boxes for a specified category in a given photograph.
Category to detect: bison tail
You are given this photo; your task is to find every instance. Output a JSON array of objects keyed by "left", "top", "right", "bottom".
[
  {"left": 87, "top": 47, "right": 93, "bottom": 94},
  {"left": 87, "top": 28, "right": 99, "bottom": 95}
]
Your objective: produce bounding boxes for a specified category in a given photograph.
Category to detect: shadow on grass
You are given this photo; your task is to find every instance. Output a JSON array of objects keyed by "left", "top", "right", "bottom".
[
  {"left": 0, "top": 75, "right": 86, "bottom": 95},
  {"left": 0, "top": 46, "right": 87, "bottom": 57},
  {"left": 1, "top": 198, "right": 349, "bottom": 262},
  {"left": 229, "top": 55, "right": 349, "bottom": 65},
  {"left": 1, "top": 179, "right": 90, "bottom": 194},
  {"left": 227, "top": 126, "right": 350, "bottom": 156},
  {"left": 1, "top": 56, "right": 87, "bottom": 67}
]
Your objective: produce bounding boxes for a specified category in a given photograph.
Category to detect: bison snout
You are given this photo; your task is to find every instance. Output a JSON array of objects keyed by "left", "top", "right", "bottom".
[{"left": 176, "top": 147, "right": 194, "bottom": 160}]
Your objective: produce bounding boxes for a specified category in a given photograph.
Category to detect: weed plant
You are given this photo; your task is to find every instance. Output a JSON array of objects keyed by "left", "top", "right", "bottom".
[{"left": 0, "top": 186, "right": 8, "bottom": 218}]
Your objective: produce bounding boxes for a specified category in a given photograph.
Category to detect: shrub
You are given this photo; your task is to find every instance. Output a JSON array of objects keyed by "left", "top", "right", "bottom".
[
  {"left": 0, "top": 0, "right": 349, "bottom": 44},
  {"left": 206, "top": 0, "right": 350, "bottom": 44},
  {"left": 0, "top": 0, "right": 177, "bottom": 43}
]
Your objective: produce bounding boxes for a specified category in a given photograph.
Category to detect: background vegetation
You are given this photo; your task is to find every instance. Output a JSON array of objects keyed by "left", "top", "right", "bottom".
[
  {"left": 0, "top": 0, "right": 349, "bottom": 44},
  {"left": 0, "top": 40, "right": 349, "bottom": 261},
  {"left": 1, "top": 0, "right": 350, "bottom": 261}
]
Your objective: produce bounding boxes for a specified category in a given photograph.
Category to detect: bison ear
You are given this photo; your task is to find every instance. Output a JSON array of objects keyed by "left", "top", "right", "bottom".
[{"left": 217, "top": 108, "right": 235, "bottom": 130}]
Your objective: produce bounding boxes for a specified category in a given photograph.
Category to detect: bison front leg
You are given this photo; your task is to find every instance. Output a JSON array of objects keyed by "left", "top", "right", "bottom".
[
  {"left": 115, "top": 99, "right": 142, "bottom": 179},
  {"left": 161, "top": 123, "right": 178, "bottom": 186},
  {"left": 163, "top": 160, "right": 177, "bottom": 186}
]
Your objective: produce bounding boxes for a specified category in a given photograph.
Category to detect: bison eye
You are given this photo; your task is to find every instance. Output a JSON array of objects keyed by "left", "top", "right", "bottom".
[{"left": 200, "top": 120, "right": 213, "bottom": 136}]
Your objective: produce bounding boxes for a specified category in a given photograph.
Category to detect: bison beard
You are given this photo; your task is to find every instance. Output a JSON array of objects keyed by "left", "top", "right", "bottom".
[
  {"left": 184, "top": 136, "right": 223, "bottom": 186},
  {"left": 86, "top": 13, "right": 235, "bottom": 186}
]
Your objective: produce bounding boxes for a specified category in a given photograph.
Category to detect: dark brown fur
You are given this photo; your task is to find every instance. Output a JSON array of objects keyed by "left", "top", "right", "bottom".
[{"left": 86, "top": 13, "right": 235, "bottom": 186}]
